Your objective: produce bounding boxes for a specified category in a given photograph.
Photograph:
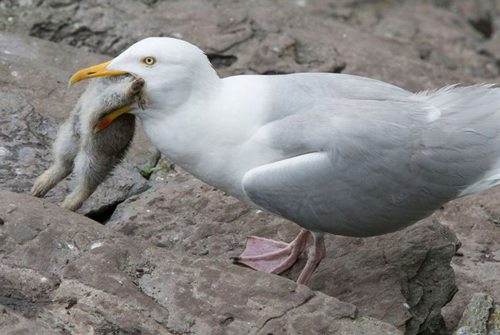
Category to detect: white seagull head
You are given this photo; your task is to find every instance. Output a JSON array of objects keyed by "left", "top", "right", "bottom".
[{"left": 69, "top": 37, "right": 220, "bottom": 127}]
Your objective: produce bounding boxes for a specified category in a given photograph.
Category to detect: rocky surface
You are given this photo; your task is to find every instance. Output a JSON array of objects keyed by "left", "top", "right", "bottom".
[
  {"left": 0, "top": 190, "right": 403, "bottom": 335},
  {"left": 453, "top": 293, "right": 500, "bottom": 335},
  {"left": 1, "top": 0, "right": 500, "bottom": 334},
  {"left": 107, "top": 168, "right": 461, "bottom": 335},
  {"left": 433, "top": 188, "right": 500, "bottom": 332},
  {"left": 0, "top": 0, "right": 486, "bottom": 89}
]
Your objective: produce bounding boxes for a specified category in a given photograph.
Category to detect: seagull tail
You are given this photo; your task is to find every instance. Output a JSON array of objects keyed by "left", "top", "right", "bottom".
[{"left": 414, "top": 84, "right": 500, "bottom": 197}]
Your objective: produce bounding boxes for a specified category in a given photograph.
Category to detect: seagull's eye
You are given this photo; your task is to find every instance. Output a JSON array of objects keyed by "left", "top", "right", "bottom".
[{"left": 141, "top": 56, "right": 156, "bottom": 66}]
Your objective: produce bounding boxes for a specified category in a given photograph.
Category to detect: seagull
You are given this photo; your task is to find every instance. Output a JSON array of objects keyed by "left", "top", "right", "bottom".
[{"left": 69, "top": 37, "right": 500, "bottom": 284}]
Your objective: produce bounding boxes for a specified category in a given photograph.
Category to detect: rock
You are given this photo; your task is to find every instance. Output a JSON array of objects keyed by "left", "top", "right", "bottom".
[
  {"left": 0, "top": 307, "right": 56, "bottom": 335},
  {"left": 0, "top": 0, "right": 477, "bottom": 90},
  {"left": 454, "top": 293, "right": 493, "bottom": 335},
  {"left": 107, "top": 169, "right": 460, "bottom": 334},
  {"left": 347, "top": 2, "right": 497, "bottom": 80},
  {"left": 490, "top": 305, "right": 500, "bottom": 334},
  {"left": 0, "top": 33, "right": 154, "bottom": 219},
  {"left": 305, "top": 219, "right": 459, "bottom": 335},
  {"left": 453, "top": 293, "right": 499, "bottom": 335},
  {"left": 0, "top": 32, "right": 105, "bottom": 123},
  {"left": 0, "top": 190, "right": 402, "bottom": 334},
  {"left": 0, "top": 90, "right": 57, "bottom": 195},
  {"left": 433, "top": 187, "right": 500, "bottom": 332},
  {"left": 79, "top": 163, "right": 151, "bottom": 222}
]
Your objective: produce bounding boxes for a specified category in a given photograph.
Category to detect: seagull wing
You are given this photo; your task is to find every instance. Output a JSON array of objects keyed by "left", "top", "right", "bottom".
[{"left": 242, "top": 89, "right": 500, "bottom": 237}]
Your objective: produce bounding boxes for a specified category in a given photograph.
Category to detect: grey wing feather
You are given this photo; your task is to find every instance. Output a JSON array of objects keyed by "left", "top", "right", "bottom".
[{"left": 242, "top": 87, "right": 500, "bottom": 236}]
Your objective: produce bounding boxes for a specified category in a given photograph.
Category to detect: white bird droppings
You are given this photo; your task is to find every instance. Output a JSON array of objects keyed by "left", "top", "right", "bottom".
[
  {"left": 66, "top": 243, "right": 75, "bottom": 250},
  {"left": 90, "top": 242, "right": 103, "bottom": 250},
  {"left": 11, "top": 71, "right": 18, "bottom": 77},
  {"left": 40, "top": 277, "right": 48, "bottom": 283}
]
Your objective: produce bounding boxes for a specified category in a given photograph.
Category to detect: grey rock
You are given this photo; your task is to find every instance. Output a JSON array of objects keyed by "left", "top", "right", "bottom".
[
  {"left": 433, "top": 187, "right": 500, "bottom": 332},
  {"left": 363, "top": 2, "right": 497, "bottom": 79},
  {"left": 107, "top": 168, "right": 460, "bottom": 335},
  {"left": 0, "top": 33, "right": 154, "bottom": 219},
  {"left": 0, "top": 0, "right": 476, "bottom": 90},
  {"left": 454, "top": 293, "right": 494, "bottom": 335},
  {"left": 0, "top": 306, "right": 57, "bottom": 335},
  {"left": 0, "top": 190, "right": 402, "bottom": 335},
  {"left": 0, "top": 91, "right": 57, "bottom": 195},
  {"left": 490, "top": 305, "right": 500, "bottom": 334}
]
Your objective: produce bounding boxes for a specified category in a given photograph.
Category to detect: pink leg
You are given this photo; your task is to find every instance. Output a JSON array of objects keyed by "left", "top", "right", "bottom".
[
  {"left": 297, "top": 233, "right": 326, "bottom": 285},
  {"left": 231, "top": 229, "right": 310, "bottom": 274}
]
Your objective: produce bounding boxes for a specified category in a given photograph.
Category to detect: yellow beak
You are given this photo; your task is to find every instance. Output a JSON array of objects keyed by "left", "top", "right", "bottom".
[{"left": 68, "top": 60, "right": 128, "bottom": 86}]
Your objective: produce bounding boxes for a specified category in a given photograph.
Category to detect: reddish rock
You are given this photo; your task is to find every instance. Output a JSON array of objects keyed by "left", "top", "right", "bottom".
[
  {"left": 0, "top": 190, "right": 402, "bottom": 335},
  {"left": 107, "top": 169, "right": 460, "bottom": 334},
  {"left": 433, "top": 187, "right": 500, "bottom": 331}
]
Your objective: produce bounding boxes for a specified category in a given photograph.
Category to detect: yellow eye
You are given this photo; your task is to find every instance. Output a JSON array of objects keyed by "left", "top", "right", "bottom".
[{"left": 141, "top": 56, "right": 156, "bottom": 66}]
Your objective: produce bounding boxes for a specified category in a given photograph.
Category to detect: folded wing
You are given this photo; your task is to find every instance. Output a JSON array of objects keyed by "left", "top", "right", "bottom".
[{"left": 242, "top": 89, "right": 500, "bottom": 236}]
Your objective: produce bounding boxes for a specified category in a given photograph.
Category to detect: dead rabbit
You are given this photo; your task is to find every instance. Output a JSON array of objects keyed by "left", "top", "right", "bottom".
[{"left": 31, "top": 75, "right": 147, "bottom": 211}]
